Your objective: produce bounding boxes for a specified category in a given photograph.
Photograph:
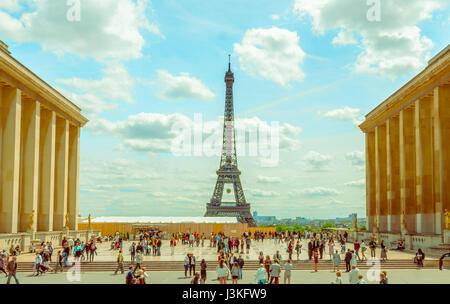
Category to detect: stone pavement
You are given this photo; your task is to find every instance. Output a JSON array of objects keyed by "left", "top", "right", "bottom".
[
  {"left": 14, "top": 238, "right": 427, "bottom": 263},
  {"left": 2, "top": 269, "right": 449, "bottom": 284}
]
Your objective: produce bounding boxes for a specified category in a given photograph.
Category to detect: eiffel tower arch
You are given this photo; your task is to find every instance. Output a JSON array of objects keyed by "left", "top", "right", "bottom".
[{"left": 204, "top": 56, "right": 256, "bottom": 227}]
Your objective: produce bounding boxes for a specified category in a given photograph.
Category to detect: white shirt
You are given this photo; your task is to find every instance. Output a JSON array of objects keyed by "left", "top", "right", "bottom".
[
  {"left": 349, "top": 268, "right": 360, "bottom": 284},
  {"left": 255, "top": 267, "right": 266, "bottom": 282}
]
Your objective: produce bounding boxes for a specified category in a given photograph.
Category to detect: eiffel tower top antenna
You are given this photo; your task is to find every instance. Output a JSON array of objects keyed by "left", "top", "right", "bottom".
[{"left": 228, "top": 54, "right": 231, "bottom": 71}]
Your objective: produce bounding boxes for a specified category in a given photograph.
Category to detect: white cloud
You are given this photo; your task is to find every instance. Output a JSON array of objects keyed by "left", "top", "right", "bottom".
[
  {"left": 303, "top": 151, "right": 331, "bottom": 171},
  {"left": 332, "top": 30, "right": 357, "bottom": 45},
  {"left": 57, "top": 62, "right": 135, "bottom": 105},
  {"left": 345, "top": 178, "right": 365, "bottom": 188},
  {"left": 88, "top": 113, "right": 302, "bottom": 155},
  {"left": 257, "top": 176, "right": 282, "bottom": 184},
  {"left": 249, "top": 189, "right": 280, "bottom": 198},
  {"left": 319, "top": 106, "right": 364, "bottom": 126},
  {"left": 289, "top": 187, "right": 341, "bottom": 197},
  {"left": 345, "top": 151, "right": 365, "bottom": 169},
  {"left": 270, "top": 14, "right": 280, "bottom": 20},
  {"left": 155, "top": 70, "right": 215, "bottom": 101},
  {"left": 0, "top": 0, "right": 160, "bottom": 61},
  {"left": 293, "top": 0, "right": 446, "bottom": 79},
  {"left": 234, "top": 27, "right": 306, "bottom": 86},
  {"left": 0, "top": 0, "right": 21, "bottom": 12}
]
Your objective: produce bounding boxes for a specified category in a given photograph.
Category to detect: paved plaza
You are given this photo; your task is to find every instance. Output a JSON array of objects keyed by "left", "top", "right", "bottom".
[
  {"left": 15, "top": 238, "right": 426, "bottom": 263},
  {"left": 2, "top": 269, "right": 449, "bottom": 284}
]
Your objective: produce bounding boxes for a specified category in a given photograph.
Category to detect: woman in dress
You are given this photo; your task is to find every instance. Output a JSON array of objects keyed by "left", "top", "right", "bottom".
[
  {"left": 360, "top": 240, "right": 367, "bottom": 261},
  {"left": 231, "top": 261, "right": 240, "bottom": 284},
  {"left": 350, "top": 250, "right": 357, "bottom": 267},
  {"left": 314, "top": 248, "right": 319, "bottom": 272},
  {"left": 328, "top": 240, "right": 335, "bottom": 260},
  {"left": 264, "top": 256, "right": 272, "bottom": 281},
  {"left": 333, "top": 250, "right": 341, "bottom": 272},
  {"left": 258, "top": 252, "right": 264, "bottom": 265},
  {"left": 216, "top": 259, "right": 229, "bottom": 284},
  {"left": 380, "top": 240, "right": 387, "bottom": 261}
]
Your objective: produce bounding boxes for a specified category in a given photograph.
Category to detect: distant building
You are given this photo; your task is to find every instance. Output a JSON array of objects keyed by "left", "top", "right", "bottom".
[{"left": 253, "top": 211, "right": 277, "bottom": 225}]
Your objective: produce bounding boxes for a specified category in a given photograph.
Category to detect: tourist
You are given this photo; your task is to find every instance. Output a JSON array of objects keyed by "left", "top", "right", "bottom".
[
  {"left": 333, "top": 271, "right": 342, "bottom": 284},
  {"left": 333, "top": 250, "right": 341, "bottom": 272},
  {"left": 369, "top": 238, "right": 377, "bottom": 258},
  {"left": 189, "top": 253, "right": 196, "bottom": 277},
  {"left": 0, "top": 255, "right": 7, "bottom": 277},
  {"left": 54, "top": 251, "right": 64, "bottom": 273},
  {"left": 115, "top": 250, "right": 124, "bottom": 275},
  {"left": 255, "top": 264, "right": 266, "bottom": 284},
  {"left": 308, "top": 240, "right": 313, "bottom": 260},
  {"left": 439, "top": 253, "right": 450, "bottom": 270},
  {"left": 258, "top": 252, "right": 264, "bottom": 265},
  {"left": 231, "top": 261, "right": 240, "bottom": 284},
  {"left": 273, "top": 250, "right": 282, "bottom": 262},
  {"left": 237, "top": 255, "right": 244, "bottom": 280},
  {"left": 135, "top": 250, "right": 143, "bottom": 270},
  {"left": 34, "top": 252, "right": 42, "bottom": 276},
  {"left": 284, "top": 259, "right": 293, "bottom": 284},
  {"left": 415, "top": 248, "right": 425, "bottom": 267},
  {"left": 295, "top": 240, "right": 302, "bottom": 260},
  {"left": 6, "top": 257, "right": 19, "bottom": 284},
  {"left": 357, "top": 274, "right": 366, "bottom": 284},
  {"left": 354, "top": 240, "right": 361, "bottom": 261},
  {"left": 380, "top": 271, "right": 388, "bottom": 284},
  {"left": 360, "top": 240, "right": 367, "bottom": 261},
  {"left": 191, "top": 272, "right": 201, "bottom": 284},
  {"left": 264, "top": 256, "right": 272, "bottom": 281},
  {"left": 129, "top": 242, "right": 136, "bottom": 263},
  {"left": 313, "top": 248, "right": 319, "bottom": 272},
  {"left": 345, "top": 249, "right": 352, "bottom": 272},
  {"left": 269, "top": 259, "right": 281, "bottom": 284},
  {"left": 200, "top": 259, "right": 207, "bottom": 282},
  {"left": 125, "top": 266, "right": 135, "bottom": 284},
  {"left": 170, "top": 237, "right": 176, "bottom": 255},
  {"left": 328, "top": 239, "right": 335, "bottom": 260},
  {"left": 216, "top": 259, "right": 229, "bottom": 284},
  {"left": 350, "top": 250, "right": 358, "bottom": 268},
  {"left": 349, "top": 265, "right": 360, "bottom": 284},
  {"left": 380, "top": 240, "right": 387, "bottom": 261}
]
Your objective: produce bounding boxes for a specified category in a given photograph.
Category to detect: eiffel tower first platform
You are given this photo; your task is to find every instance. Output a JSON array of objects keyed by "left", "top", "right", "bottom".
[{"left": 204, "top": 56, "right": 256, "bottom": 227}]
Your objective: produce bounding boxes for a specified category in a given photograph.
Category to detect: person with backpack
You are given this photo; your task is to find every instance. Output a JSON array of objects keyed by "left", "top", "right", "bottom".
[
  {"left": 115, "top": 250, "right": 125, "bottom": 275},
  {"left": 125, "top": 266, "right": 135, "bottom": 284}
]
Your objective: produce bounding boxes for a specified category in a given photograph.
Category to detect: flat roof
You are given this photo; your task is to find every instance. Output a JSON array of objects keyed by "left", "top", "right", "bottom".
[{"left": 81, "top": 216, "right": 240, "bottom": 224}]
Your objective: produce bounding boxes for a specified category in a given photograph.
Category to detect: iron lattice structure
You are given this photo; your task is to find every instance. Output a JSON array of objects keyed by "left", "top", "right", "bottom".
[{"left": 204, "top": 57, "right": 256, "bottom": 227}]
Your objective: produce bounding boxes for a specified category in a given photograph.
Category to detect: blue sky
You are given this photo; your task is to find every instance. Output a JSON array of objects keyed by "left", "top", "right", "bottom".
[{"left": 1, "top": 0, "right": 449, "bottom": 219}]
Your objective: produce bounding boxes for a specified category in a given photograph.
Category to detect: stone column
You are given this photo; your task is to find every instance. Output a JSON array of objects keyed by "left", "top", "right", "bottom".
[
  {"left": 53, "top": 118, "right": 69, "bottom": 231},
  {"left": 19, "top": 100, "right": 40, "bottom": 232},
  {"left": 68, "top": 125, "right": 80, "bottom": 231},
  {"left": 0, "top": 87, "right": 21, "bottom": 234},
  {"left": 400, "top": 108, "right": 417, "bottom": 234},
  {"left": 415, "top": 97, "right": 434, "bottom": 234},
  {"left": 434, "top": 84, "right": 450, "bottom": 234},
  {"left": 38, "top": 108, "right": 56, "bottom": 231},
  {"left": 366, "top": 131, "right": 376, "bottom": 232},
  {"left": 387, "top": 116, "right": 401, "bottom": 233},
  {"left": 375, "top": 124, "right": 388, "bottom": 232}
]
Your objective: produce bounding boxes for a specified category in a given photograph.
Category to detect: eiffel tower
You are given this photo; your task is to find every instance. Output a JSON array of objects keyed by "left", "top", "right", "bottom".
[{"left": 204, "top": 56, "right": 256, "bottom": 227}]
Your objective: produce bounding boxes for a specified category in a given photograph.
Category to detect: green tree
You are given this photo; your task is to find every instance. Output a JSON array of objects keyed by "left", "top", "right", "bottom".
[{"left": 320, "top": 222, "right": 336, "bottom": 231}]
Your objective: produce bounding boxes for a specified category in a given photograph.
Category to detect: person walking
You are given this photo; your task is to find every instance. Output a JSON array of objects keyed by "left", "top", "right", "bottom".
[
  {"left": 6, "top": 257, "right": 19, "bottom": 284},
  {"left": 129, "top": 242, "right": 136, "bottom": 263},
  {"left": 354, "top": 240, "right": 361, "bottom": 261},
  {"left": 308, "top": 240, "right": 313, "bottom": 260},
  {"left": 283, "top": 259, "right": 293, "bottom": 284},
  {"left": 134, "top": 250, "right": 143, "bottom": 271},
  {"left": 184, "top": 254, "right": 190, "bottom": 277},
  {"left": 0, "top": 255, "right": 7, "bottom": 277},
  {"left": 369, "top": 238, "right": 377, "bottom": 258},
  {"left": 350, "top": 250, "right": 358, "bottom": 268},
  {"left": 237, "top": 255, "right": 244, "bottom": 280},
  {"left": 114, "top": 250, "right": 125, "bottom": 275},
  {"left": 295, "top": 240, "right": 302, "bottom": 260},
  {"left": 328, "top": 240, "right": 335, "bottom": 260}
]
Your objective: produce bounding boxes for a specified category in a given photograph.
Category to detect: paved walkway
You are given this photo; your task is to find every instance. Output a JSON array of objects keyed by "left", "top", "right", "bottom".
[
  {"left": 2, "top": 269, "right": 449, "bottom": 284},
  {"left": 15, "top": 239, "right": 425, "bottom": 263}
]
